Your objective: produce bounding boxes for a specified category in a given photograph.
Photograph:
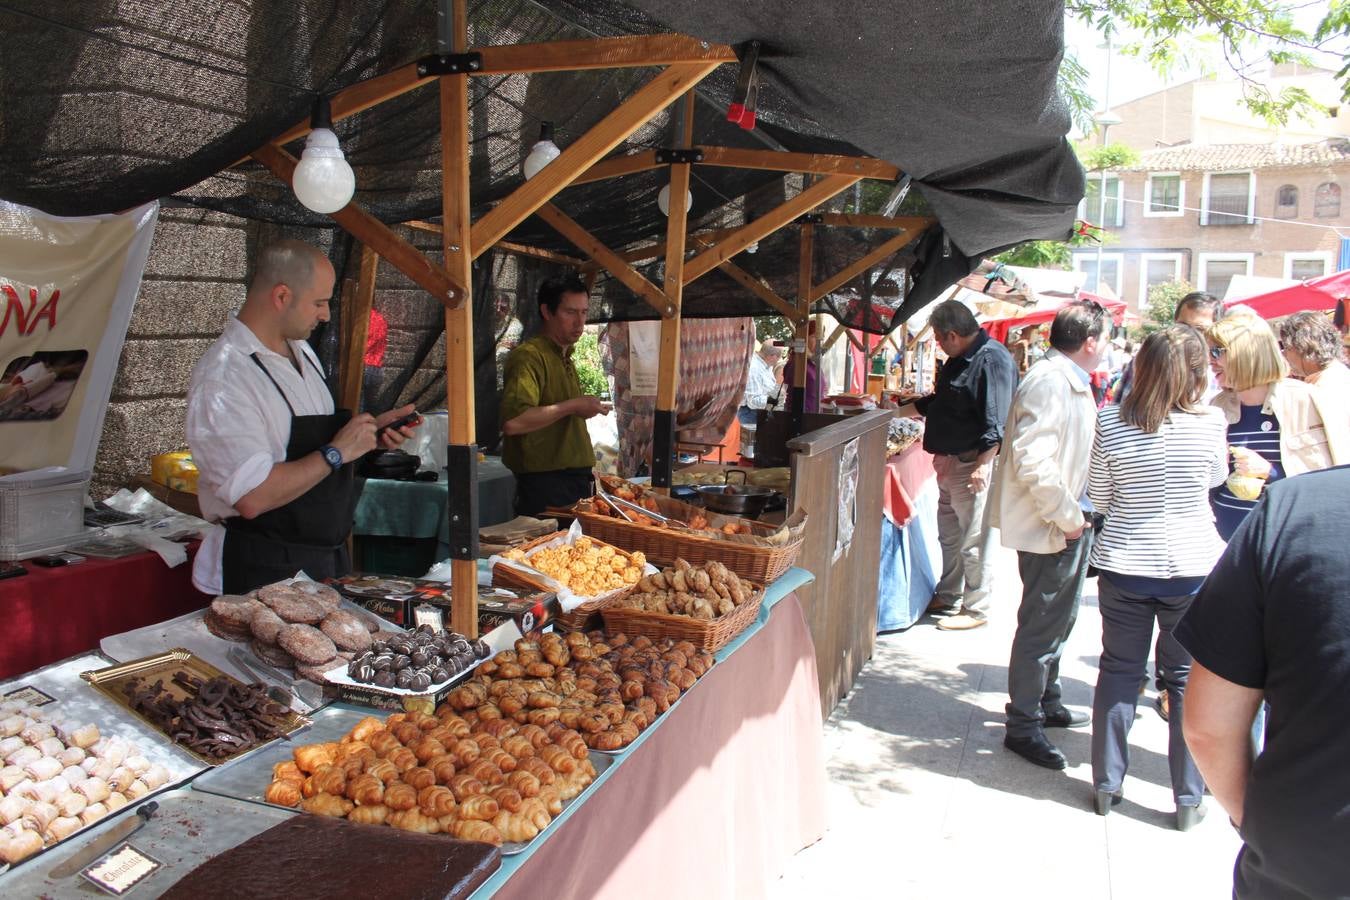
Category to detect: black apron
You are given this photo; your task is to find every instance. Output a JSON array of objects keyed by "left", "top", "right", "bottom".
[{"left": 221, "top": 352, "right": 363, "bottom": 594}]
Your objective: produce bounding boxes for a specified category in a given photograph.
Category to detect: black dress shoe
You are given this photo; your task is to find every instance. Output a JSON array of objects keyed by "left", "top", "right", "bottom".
[
  {"left": 1044, "top": 707, "right": 1090, "bottom": 729},
  {"left": 1004, "top": 733, "right": 1067, "bottom": 770},
  {"left": 1093, "top": 789, "right": 1124, "bottom": 816}
]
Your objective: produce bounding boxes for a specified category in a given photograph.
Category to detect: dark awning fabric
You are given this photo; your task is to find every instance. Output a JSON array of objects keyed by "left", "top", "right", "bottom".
[{"left": 0, "top": 0, "right": 1082, "bottom": 331}]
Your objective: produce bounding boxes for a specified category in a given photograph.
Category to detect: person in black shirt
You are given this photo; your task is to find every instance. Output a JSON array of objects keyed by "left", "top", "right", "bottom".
[
  {"left": 912, "top": 300, "right": 1018, "bottom": 631},
  {"left": 1177, "top": 466, "right": 1350, "bottom": 898}
]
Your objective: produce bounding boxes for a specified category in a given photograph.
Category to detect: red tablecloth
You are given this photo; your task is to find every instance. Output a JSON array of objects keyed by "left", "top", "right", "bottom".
[
  {"left": 0, "top": 543, "right": 208, "bottom": 679},
  {"left": 883, "top": 442, "right": 937, "bottom": 526}
]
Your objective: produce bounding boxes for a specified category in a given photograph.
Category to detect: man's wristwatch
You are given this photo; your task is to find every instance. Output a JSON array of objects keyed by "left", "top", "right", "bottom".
[{"left": 319, "top": 445, "right": 344, "bottom": 472}]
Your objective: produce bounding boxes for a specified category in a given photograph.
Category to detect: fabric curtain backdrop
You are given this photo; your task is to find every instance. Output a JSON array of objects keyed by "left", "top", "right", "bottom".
[{"left": 603, "top": 318, "right": 754, "bottom": 475}]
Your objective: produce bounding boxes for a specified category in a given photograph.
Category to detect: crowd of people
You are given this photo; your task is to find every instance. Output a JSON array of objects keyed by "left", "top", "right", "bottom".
[{"left": 913, "top": 293, "right": 1350, "bottom": 898}]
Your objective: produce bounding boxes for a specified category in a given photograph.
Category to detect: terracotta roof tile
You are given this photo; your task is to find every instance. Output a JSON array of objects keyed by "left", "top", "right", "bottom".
[{"left": 1113, "top": 140, "right": 1350, "bottom": 172}]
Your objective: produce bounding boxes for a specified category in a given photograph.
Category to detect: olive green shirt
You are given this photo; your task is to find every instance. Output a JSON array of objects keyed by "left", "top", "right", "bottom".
[{"left": 500, "top": 334, "right": 595, "bottom": 473}]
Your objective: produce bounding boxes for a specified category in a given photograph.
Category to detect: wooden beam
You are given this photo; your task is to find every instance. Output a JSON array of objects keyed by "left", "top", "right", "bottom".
[
  {"left": 535, "top": 204, "right": 672, "bottom": 317},
  {"left": 682, "top": 174, "right": 860, "bottom": 285},
  {"left": 569, "top": 150, "right": 662, "bottom": 187},
  {"left": 791, "top": 222, "right": 815, "bottom": 426},
  {"left": 404, "top": 220, "right": 443, "bottom": 234},
  {"left": 269, "top": 62, "right": 432, "bottom": 150},
  {"left": 496, "top": 241, "right": 586, "bottom": 268},
  {"left": 251, "top": 143, "right": 465, "bottom": 307},
  {"left": 822, "top": 323, "right": 848, "bottom": 353},
  {"left": 591, "top": 226, "right": 742, "bottom": 269},
  {"left": 807, "top": 229, "right": 922, "bottom": 303},
  {"left": 475, "top": 34, "right": 736, "bottom": 75},
  {"left": 815, "top": 213, "right": 934, "bottom": 230},
  {"left": 339, "top": 245, "right": 378, "bottom": 413},
  {"left": 689, "top": 235, "right": 802, "bottom": 323},
  {"left": 695, "top": 146, "right": 900, "bottom": 180},
  {"left": 471, "top": 61, "right": 722, "bottom": 259},
  {"left": 443, "top": 0, "right": 478, "bottom": 638}
]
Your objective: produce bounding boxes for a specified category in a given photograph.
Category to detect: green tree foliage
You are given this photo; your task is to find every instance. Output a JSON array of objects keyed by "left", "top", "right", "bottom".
[
  {"left": 1067, "top": 1, "right": 1350, "bottom": 120},
  {"left": 1135, "top": 279, "right": 1195, "bottom": 339},
  {"left": 572, "top": 331, "right": 609, "bottom": 398},
  {"left": 755, "top": 316, "right": 795, "bottom": 344}
]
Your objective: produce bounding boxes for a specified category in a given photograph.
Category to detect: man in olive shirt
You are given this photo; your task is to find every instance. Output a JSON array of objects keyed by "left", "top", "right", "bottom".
[{"left": 501, "top": 276, "right": 609, "bottom": 515}]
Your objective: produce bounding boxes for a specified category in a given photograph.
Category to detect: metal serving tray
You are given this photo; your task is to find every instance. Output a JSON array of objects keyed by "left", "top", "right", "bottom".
[
  {"left": 100, "top": 596, "right": 404, "bottom": 713},
  {"left": 0, "top": 788, "right": 296, "bottom": 898},
  {"left": 192, "top": 703, "right": 612, "bottom": 855},
  {"left": 0, "top": 653, "right": 205, "bottom": 875},
  {"left": 81, "top": 650, "right": 309, "bottom": 767}
]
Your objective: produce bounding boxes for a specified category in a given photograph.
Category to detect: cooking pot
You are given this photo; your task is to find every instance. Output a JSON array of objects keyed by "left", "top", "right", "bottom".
[{"left": 694, "top": 470, "right": 776, "bottom": 518}]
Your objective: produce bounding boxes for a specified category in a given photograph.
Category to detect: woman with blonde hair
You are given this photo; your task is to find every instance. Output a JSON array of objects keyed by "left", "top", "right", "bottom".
[
  {"left": 1087, "top": 326, "right": 1228, "bottom": 829},
  {"left": 1208, "top": 312, "right": 1348, "bottom": 540}
]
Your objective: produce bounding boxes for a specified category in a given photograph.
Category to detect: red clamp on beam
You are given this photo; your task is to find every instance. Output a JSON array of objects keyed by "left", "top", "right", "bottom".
[{"left": 727, "top": 41, "right": 761, "bottom": 130}]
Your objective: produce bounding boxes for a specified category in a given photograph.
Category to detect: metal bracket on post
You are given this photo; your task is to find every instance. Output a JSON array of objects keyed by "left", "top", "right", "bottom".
[
  {"left": 651, "top": 410, "right": 675, "bottom": 489},
  {"left": 416, "top": 52, "right": 484, "bottom": 76},
  {"left": 795, "top": 214, "right": 824, "bottom": 225},
  {"left": 655, "top": 148, "right": 704, "bottom": 165},
  {"left": 445, "top": 444, "right": 480, "bottom": 560}
]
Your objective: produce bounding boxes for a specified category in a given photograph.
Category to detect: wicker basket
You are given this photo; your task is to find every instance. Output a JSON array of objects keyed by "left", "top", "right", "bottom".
[
  {"left": 569, "top": 510, "right": 803, "bottom": 584},
  {"left": 600, "top": 584, "right": 765, "bottom": 653},
  {"left": 490, "top": 531, "right": 638, "bottom": 631}
]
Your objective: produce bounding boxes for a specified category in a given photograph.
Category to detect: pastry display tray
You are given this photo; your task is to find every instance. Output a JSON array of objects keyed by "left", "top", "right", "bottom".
[
  {"left": 100, "top": 597, "right": 403, "bottom": 713},
  {"left": 0, "top": 788, "right": 296, "bottom": 898},
  {"left": 0, "top": 654, "right": 205, "bottom": 875},
  {"left": 81, "top": 650, "right": 310, "bottom": 767},
  {"left": 192, "top": 703, "right": 612, "bottom": 855}
]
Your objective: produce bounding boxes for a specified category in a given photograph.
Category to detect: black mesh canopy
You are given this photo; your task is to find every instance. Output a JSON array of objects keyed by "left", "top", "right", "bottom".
[{"left": 0, "top": 0, "right": 1083, "bottom": 332}]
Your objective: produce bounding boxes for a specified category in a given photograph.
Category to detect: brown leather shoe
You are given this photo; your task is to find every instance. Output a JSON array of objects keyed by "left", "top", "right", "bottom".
[
  {"left": 927, "top": 595, "right": 960, "bottom": 617},
  {"left": 936, "top": 613, "right": 988, "bottom": 631}
]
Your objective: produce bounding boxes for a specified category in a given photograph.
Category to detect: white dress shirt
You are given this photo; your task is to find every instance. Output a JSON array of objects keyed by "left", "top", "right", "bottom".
[
  {"left": 743, "top": 354, "right": 780, "bottom": 410},
  {"left": 185, "top": 317, "right": 333, "bottom": 595}
]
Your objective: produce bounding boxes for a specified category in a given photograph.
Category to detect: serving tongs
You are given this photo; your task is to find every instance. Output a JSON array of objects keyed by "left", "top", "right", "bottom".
[
  {"left": 596, "top": 487, "right": 691, "bottom": 530},
  {"left": 228, "top": 646, "right": 323, "bottom": 710}
]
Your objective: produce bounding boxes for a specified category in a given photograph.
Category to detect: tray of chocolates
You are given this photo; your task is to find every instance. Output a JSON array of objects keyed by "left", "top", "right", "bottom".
[{"left": 321, "top": 626, "right": 492, "bottom": 713}]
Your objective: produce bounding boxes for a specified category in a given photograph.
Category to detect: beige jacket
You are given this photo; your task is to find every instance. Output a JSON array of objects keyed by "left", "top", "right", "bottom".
[
  {"left": 991, "top": 350, "right": 1097, "bottom": 554},
  {"left": 1211, "top": 377, "right": 1349, "bottom": 476}
]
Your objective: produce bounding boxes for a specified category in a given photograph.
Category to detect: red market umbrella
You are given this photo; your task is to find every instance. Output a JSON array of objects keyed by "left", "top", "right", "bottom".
[
  {"left": 984, "top": 291, "right": 1127, "bottom": 344},
  {"left": 1224, "top": 269, "right": 1350, "bottom": 319}
]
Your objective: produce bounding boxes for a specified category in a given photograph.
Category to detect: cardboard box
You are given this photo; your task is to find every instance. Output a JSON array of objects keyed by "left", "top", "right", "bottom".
[{"left": 329, "top": 574, "right": 557, "bottom": 636}]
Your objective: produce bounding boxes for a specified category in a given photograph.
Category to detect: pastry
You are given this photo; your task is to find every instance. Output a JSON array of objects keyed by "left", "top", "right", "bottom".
[
  {"left": 446, "top": 818, "right": 502, "bottom": 845},
  {"left": 251, "top": 639, "right": 296, "bottom": 669},
  {"left": 347, "top": 803, "right": 389, "bottom": 826},
  {"left": 295, "top": 659, "right": 343, "bottom": 685},
  {"left": 249, "top": 607, "right": 287, "bottom": 643},
  {"left": 263, "top": 590, "right": 327, "bottom": 626},
  {"left": 204, "top": 609, "right": 253, "bottom": 642},
  {"left": 0, "top": 826, "right": 42, "bottom": 864},
  {"left": 300, "top": 793, "right": 353, "bottom": 818},
  {"left": 387, "top": 808, "right": 439, "bottom": 834},
  {"left": 211, "top": 594, "right": 263, "bottom": 627},
  {"left": 291, "top": 580, "right": 342, "bottom": 614},
  {"left": 277, "top": 624, "right": 338, "bottom": 666},
  {"left": 319, "top": 611, "right": 373, "bottom": 653},
  {"left": 265, "top": 780, "right": 301, "bottom": 807}
]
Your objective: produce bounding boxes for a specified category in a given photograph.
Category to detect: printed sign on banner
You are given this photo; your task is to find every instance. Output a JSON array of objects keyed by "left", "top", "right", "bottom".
[
  {"left": 0, "top": 201, "right": 158, "bottom": 475},
  {"left": 627, "top": 319, "right": 660, "bottom": 397}
]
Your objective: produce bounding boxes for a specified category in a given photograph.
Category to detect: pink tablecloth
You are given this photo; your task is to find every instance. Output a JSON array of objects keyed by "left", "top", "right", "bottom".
[
  {"left": 497, "top": 592, "right": 827, "bottom": 899},
  {"left": 883, "top": 442, "right": 937, "bottom": 527}
]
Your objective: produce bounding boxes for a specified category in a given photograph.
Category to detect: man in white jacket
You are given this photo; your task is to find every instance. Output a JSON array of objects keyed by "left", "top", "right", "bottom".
[{"left": 993, "top": 300, "right": 1111, "bottom": 770}]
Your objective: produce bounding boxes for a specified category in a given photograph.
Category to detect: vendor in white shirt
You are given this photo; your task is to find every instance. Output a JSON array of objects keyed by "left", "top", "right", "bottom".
[
  {"left": 185, "top": 240, "right": 417, "bottom": 595},
  {"left": 737, "top": 341, "right": 783, "bottom": 427}
]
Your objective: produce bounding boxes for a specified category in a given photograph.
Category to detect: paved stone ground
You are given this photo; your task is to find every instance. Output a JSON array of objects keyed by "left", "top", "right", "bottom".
[{"left": 775, "top": 546, "right": 1241, "bottom": 899}]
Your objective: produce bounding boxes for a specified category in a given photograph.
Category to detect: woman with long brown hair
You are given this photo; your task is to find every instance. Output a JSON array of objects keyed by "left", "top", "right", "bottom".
[{"left": 1086, "top": 325, "right": 1228, "bottom": 830}]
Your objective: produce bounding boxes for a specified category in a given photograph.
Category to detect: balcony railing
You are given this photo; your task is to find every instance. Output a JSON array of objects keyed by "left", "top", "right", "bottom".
[{"left": 1203, "top": 194, "right": 1252, "bottom": 226}]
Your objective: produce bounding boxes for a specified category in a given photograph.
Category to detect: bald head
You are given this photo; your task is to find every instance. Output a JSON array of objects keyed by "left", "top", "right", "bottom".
[{"left": 248, "top": 240, "right": 329, "bottom": 301}]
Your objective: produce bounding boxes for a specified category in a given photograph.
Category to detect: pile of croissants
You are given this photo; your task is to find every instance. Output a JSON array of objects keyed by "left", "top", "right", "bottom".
[{"left": 265, "top": 709, "right": 596, "bottom": 846}]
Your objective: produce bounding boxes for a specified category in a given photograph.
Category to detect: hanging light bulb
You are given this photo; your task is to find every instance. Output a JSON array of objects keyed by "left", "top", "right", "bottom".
[
  {"left": 746, "top": 241, "right": 759, "bottom": 254},
  {"left": 657, "top": 183, "right": 693, "bottom": 217},
  {"left": 522, "top": 122, "right": 561, "bottom": 180},
  {"left": 291, "top": 96, "right": 356, "bottom": 215}
]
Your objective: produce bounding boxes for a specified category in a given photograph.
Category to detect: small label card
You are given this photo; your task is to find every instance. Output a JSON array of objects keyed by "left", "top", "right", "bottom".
[
  {"left": 82, "top": 844, "right": 162, "bottom": 896},
  {"left": 3, "top": 685, "right": 56, "bottom": 706}
]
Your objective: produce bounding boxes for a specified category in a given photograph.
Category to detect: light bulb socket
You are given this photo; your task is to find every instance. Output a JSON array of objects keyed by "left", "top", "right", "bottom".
[
  {"left": 538, "top": 121, "right": 554, "bottom": 142},
  {"left": 310, "top": 95, "right": 335, "bottom": 131}
]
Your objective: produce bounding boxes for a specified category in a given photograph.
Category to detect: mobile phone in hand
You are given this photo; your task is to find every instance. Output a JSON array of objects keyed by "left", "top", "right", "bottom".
[{"left": 377, "top": 410, "right": 422, "bottom": 437}]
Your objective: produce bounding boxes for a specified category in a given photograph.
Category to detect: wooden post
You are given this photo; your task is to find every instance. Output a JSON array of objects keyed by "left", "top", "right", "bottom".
[
  {"left": 652, "top": 94, "right": 694, "bottom": 490},
  {"left": 338, "top": 245, "right": 379, "bottom": 413},
  {"left": 791, "top": 221, "right": 814, "bottom": 436},
  {"left": 441, "top": 0, "right": 479, "bottom": 638}
]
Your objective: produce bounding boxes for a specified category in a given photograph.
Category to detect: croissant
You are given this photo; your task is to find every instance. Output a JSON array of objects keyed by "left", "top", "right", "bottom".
[
  {"left": 411, "top": 739, "right": 446, "bottom": 765},
  {"left": 448, "top": 818, "right": 502, "bottom": 845},
  {"left": 519, "top": 796, "right": 552, "bottom": 829},
  {"left": 429, "top": 757, "right": 458, "bottom": 785},
  {"left": 585, "top": 729, "right": 627, "bottom": 751},
  {"left": 492, "top": 809, "right": 540, "bottom": 842},
  {"left": 450, "top": 739, "right": 480, "bottom": 767},
  {"left": 265, "top": 780, "right": 302, "bottom": 807},
  {"left": 457, "top": 794, "right": 499, "bottom": 822},
  {"left": 383, "top": 782, "right": 417, "bottom": 811},
  {"left": 385, "top": 713, "right": 409, "bottom": 730},
  {"left": 538, "top": 745, "right": 576, "bottom": 774},
  {"left": 473, "top": 732, "right": 501, "bottom": 752},
  {"left": 346, "top": 803, "right": 389, "bottom": 826},
  {"left": 552, "top": 729, "right": 588, "bottom": 760},
  {"left": 536, "top": 784, "right": 563, "bottom": 817},
  {"left": 388, "top": 808, "right": 439, "bottom": 834},
  {"left": 346, "top": 773, "right": 384, "bottom": 806},
  {"left": 367, "top": 731, "right": 402, "bottom": 757},
  {"left": 348, "top": 717, "right": 385, "bottom": 744},
  {"left": 301, "top": 793, "right": 354, "bottom": 818},
  {"left": 402, "top": 766, "right": 436, "bottom": 791},
  {"left": 475, "top": 717, "right": 517, "bottom": 739},
  {"left": 310, "top": 765, "right": 347, "bottom": 798},
  {"left": 506, "top": 769, "right": 540, "bottom": 798},
  {"left": 391, "top": 721, "right": 423, "bottom": 745},
  {"left": 435, "top": 714, "right": 472, "bottom": 738},
  {"left": 517, "top": 757, "right": 555, "bottom": 785},
  {"left": 384, "top": 747, "right": 418, "bottom": 773},
  {"left": 418, "top": 785, "right": 458, "bottom": 817},
  {"left": 465, "top": 759, "right": 505, "bottom": 786},
  {"left": 293, "top": 743, "right": 337, "bottom": 774},
  {"left": 448, "top": 774, "right": 486, "bottom": 802},
  {"left": 516, "top": 724, "right": 550, "bottom": 749},
  {"left": 273, "top": 761, "right": 304, "bottom": 784},
  {"left": 489, "top": 786, "right": 523, "bottom": 813},
  {"left": 363, "top": 758, "right": 399, "bottom": 784},
  {"left": 500, "top": 735, "right": 534, "bottom": 760}
]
